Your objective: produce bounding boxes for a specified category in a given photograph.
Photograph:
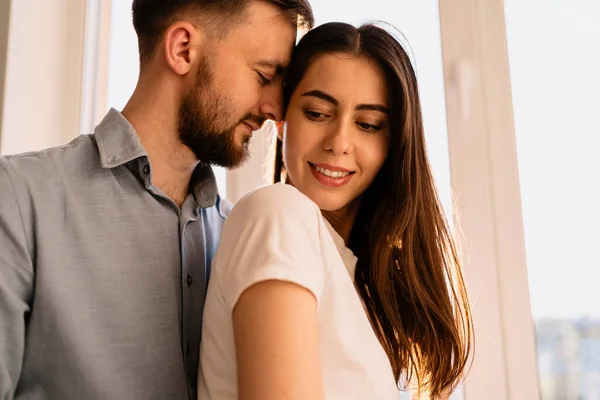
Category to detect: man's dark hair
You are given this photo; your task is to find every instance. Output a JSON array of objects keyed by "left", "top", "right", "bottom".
[{"left": 131, "top": 0, "right": 314, "bottom": 65}]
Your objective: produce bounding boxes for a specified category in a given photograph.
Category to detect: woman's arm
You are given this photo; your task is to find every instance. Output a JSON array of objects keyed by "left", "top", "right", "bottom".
[{"left": 233, "top": 280, "right": 324, "bottom": 400}]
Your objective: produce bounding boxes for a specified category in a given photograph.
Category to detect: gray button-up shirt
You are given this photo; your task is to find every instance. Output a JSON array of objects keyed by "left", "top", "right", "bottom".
[{"left": 0, "top": 109, "right": 231, "bottom": 399}]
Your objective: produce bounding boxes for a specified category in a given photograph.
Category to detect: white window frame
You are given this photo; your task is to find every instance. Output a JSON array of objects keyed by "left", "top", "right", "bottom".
[
  {"left": 0, "top": 0, "right": 540, "bottom": 397},
  {"left": 438, "top": 0, "right": 539, "bottom": 398},
  {"left": 80, "top": 0, "right": 113, "bottom": 135}
]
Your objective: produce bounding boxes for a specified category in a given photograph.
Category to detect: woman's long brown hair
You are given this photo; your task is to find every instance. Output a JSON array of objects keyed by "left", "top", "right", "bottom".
[{"left": 274, "top": 22, "right": 473, "bottom": 397}]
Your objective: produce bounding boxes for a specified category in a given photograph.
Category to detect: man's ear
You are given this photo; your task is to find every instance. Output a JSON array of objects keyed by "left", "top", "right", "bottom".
[{"left": 162, "top": 21, "right": 205, "bottom": 76}]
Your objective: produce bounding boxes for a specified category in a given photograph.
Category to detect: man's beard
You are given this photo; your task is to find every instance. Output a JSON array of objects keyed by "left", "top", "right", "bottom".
[{"left": 178, "top": 58, "right": 264, "bottom": 168}]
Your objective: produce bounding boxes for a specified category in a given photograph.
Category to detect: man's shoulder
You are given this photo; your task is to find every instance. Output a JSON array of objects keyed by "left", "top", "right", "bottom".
[{"left": 0, "top": 134, "right": 98, "bottom": 184}]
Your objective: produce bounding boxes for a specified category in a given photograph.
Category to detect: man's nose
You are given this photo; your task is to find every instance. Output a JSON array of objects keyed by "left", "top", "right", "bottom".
[{"left": 258, "top": 83, "right": 284, "bottom": 122}]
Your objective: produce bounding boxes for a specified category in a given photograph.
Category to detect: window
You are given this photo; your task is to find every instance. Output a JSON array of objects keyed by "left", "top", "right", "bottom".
[{"left": 504, "top": 0, "right": 600, "bottom": 398}]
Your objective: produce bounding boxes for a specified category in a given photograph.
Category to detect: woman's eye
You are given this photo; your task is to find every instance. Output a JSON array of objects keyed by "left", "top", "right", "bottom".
[
  {"left": 304, "top": 110, "right": 328, "bottom": 121},
  {"left": 357, "top": 122, "right": 382, "bottom": 132}
]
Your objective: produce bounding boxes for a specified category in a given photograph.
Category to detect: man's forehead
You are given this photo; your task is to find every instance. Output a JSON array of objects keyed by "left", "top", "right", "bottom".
[
  {"left": 239, "top": 29, "right": 296, "bottom": 74},
  {"left": 222, "top": 24, "right": 295, "bottom": 67},
  {"left": 218, "top": 2, "right": 297, "bottom": 71},
  {"left": 245, "top": 0, "right": 289, "bottom": 23}
]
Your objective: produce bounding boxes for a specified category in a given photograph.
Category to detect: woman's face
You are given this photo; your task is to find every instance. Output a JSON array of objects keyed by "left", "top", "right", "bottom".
[{"left": 282, "top": 53, "right": 391, "bottom": 213}]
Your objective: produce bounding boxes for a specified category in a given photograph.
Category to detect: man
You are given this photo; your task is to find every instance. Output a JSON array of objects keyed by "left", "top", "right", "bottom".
[{"left": 0, "top": 0, "right": 313, "bottom": 398}]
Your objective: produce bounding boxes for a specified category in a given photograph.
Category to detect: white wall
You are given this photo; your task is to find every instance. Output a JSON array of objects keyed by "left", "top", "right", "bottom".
[{"left": 0, "top": 0, "right": 86, "bottom": 155}]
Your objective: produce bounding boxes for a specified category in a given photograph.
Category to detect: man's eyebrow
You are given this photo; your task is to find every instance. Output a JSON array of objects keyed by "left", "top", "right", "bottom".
[{"left": 255, "top": 60, "right": 286, "bottom": 76}]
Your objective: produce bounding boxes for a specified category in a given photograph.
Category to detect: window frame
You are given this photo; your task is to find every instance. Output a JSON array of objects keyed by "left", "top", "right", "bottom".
[
  {"left": 80, "top": 0, "right": 112, "bottom": 136},
  {"left": 438, "top": 0, "right": 540, "bottom": 398}
]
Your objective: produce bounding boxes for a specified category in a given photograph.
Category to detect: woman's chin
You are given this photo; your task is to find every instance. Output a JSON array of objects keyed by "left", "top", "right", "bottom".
[
  {"left": 310, "top": 195, "right": 350, "bottom": 213},
  {"left": 293, "top": 180, "right": 354, "bottom": 211}
]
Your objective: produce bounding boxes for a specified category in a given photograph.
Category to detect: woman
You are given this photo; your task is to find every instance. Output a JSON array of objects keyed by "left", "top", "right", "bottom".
[{"left": 199, "top": 22, "right": 472, "bottom": 399}]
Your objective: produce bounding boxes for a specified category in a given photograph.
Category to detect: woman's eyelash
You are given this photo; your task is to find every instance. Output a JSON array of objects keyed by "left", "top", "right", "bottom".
[
  {"left": 358, "top": 122, "right": 382, "bottom": 132},
  {"left": 304, "top": 110, "right": 327, "bottom": 120},
  {"left": 303, "top": 110, "right": 383, "bottom": 132}
]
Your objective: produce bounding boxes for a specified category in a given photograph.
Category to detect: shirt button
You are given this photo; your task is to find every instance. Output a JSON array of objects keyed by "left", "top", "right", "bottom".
[
  {"left": 186, "top": 274, "right": 193, "bottom": 286},
  {"left": 186, "top": 343, "right": 191, "bottom": 355},
  {"left": 142, "top": 165, "right": 150, "bottom": 175}
]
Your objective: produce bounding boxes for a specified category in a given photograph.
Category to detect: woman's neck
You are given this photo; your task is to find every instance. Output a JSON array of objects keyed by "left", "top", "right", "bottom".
[
  {"left": 283, "top": 177, "right": 360, "bottom": 245},
  {"left": 322, "top": 199, "right": 360, "bottom": 246}
]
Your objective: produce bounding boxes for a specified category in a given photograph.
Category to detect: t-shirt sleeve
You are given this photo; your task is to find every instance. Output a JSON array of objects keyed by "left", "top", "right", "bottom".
[{"left": 214, "top": 184, "right": 328, "bottom": 311}]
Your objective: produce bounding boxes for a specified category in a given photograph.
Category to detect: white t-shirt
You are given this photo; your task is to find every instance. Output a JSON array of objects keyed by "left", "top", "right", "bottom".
[{"left": 198, "top": 183, "right": 398, "bottom": 399}]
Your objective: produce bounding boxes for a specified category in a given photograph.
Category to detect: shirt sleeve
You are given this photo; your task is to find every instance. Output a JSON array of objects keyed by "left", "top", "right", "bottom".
[
  {"left": 0, "top": 158, "right": 34, "bottom": 399},
  {"left": 215, "top": 184, "right": 329, "bottom": 311}
]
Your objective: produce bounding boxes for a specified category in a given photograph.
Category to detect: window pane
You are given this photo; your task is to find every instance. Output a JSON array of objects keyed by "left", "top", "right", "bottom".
[
  {"left": 504, "top": 0, "right": 600, "bottom": 398},
  {"left": 105, "top": 2, "right": 227, "bottom": 197}
]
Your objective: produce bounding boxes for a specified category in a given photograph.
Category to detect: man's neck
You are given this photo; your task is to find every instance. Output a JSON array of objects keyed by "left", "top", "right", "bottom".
[{"left": 122, "top": 96, "right": 198, "bottom": 208}]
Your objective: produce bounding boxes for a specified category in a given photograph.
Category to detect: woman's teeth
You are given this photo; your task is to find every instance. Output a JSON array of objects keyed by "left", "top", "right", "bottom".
[{"left": 314, "top": 165, "right": 350, "bottom": 178}]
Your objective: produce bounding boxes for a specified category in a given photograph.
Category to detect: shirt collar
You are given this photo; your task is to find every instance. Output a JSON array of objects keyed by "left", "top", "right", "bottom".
[
  {"left": 191, "top": 163, "right": 219, "bottom": 208},
  {"left": 95, "top": 108, "right": 148, "bottom": 169},
  {"left": 94, "top": 108, "right": 219, "bottom": 208}
]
